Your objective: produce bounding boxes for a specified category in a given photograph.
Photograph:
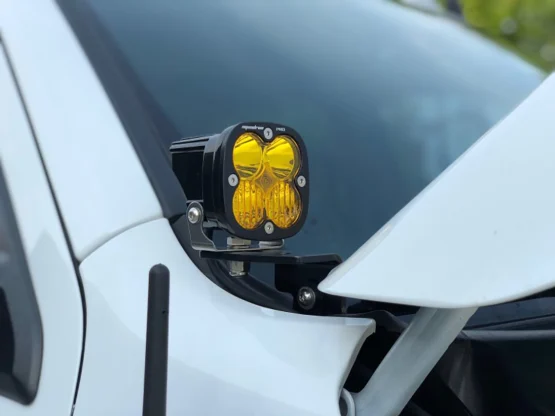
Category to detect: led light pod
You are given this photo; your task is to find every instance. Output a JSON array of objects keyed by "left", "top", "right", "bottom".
[{"left": 170, "top": 122, "right": 309, "bottom": 241}]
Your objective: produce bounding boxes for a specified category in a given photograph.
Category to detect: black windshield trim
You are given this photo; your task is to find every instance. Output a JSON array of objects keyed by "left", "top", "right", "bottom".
[{"left": 55, "top": 0, "right": 187, "bottom": 220}]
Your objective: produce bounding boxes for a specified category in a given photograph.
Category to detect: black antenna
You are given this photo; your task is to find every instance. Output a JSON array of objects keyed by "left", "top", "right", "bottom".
[{"left": 143, "top": 264, "right": 170, "bottom": 416}]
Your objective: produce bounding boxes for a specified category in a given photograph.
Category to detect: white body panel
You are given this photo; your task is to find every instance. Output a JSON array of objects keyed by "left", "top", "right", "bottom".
[
  {"left": 0, "top": 0, "right": 163, "bottom": 261},
  {"left": 8, "top": 0, "right": 552, "bottom": 413},
  {"left": 1, "top": 1, "right": 376, "bottom": 414},
  {"left": 320, "top": 74, "right": 555, "bottom": 308},
  {"left": 75, "top": 219, "right": 374, "bottom": 416},
  {"left": 0, "top": 45, "right": 83, "bottom": 415}
]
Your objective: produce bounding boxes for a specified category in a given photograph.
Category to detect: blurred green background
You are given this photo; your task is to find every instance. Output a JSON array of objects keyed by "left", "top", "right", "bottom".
[{"left": 404, "top": 0, "right": 555, "bottom": 72}]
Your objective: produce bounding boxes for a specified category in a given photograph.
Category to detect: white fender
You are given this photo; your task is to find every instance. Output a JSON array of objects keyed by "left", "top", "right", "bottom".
[
  {"left": 319, "top": 73, "right": 555, "bottom": 308},
  {"left": 74, "top": 218, "right": 375, "bottom": 416}
]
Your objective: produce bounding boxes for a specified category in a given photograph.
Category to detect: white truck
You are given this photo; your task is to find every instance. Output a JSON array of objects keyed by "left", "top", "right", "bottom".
[{"left": 1, "top": 0, "right": 555, "bottom": 415}]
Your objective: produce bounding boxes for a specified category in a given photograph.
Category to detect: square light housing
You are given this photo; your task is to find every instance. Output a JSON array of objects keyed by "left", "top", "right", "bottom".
[{"left": 170, "top": 122, "right": 309, "bottom": 241}]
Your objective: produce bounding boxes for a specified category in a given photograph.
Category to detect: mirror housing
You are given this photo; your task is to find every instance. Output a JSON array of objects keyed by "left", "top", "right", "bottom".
[{"left": 320, "top": 74, "right": 555, "bottom": 308}]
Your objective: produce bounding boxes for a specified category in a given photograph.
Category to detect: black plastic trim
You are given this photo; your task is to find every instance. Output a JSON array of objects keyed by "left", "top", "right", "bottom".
[
  {"left": 0, "top": 162, "right": 43, "bottom": 404},
  {"left": 471, "top": 314, "right": 555, "bottom": 331},
  {"left": 55, "top": 0, "right": 187, "bottom": 220}
]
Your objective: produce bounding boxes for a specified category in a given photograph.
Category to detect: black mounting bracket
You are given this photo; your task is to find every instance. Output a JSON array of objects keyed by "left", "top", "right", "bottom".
[
  {"left": 187, "top": 201, "right": 285, "bottom": 252},
  {"left": 200, "top": 250, "right": 346, "bottom": 315}
]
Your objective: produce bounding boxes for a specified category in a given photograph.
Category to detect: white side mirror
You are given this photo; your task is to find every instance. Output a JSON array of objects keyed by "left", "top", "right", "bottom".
[
  {"left": 319, "top": 73, "right": 555, "bottom": 309},
  {"left": 320, "top": 72, "right": 555, "bottom": 416}
]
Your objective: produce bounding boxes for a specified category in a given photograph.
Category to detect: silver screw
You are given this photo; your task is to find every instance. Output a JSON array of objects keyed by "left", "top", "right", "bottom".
[
  {"left": 187, "top": 206, "right": 201, "bottom": 224},
  {"left": 228, "top": 174, "right": 239, "bottom": 187},
  {"left": 297, "top": 175, "right": 306, "bottom": 188},
  {"left": 264, "top": 222, "right": 274, "bottom": 234},
  {"left": 298, "top": 287, "right": 316, "bottom": 310},
  {"left": 263, "top": 128, "right": 273, "bottom": 140}
]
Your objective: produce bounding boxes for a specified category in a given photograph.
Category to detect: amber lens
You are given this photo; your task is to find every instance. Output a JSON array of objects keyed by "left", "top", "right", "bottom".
[
  {"left": 264, "top": 135, "right": 300, "bottom": 180},
  {"left": 265, "top": 182, "right": 302, "bottom": 229},
  {"left": 232, "top": 180, "right": 265, "bottom": 229},
  {"left": 232, "top": 133, "right": 263, "bottom": 179},
  {"left": 232, "top": 132, "right": 303, "bottom": 231}
]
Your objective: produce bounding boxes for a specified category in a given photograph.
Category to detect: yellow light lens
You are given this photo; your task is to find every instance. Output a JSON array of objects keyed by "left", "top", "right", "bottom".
[
  {"left": 232, "top": 133, "right": 303, "bottom": 231},
  {"left": 265, "top": 135, "right": 300, "bottom": 180},
  {"left": 265, "top": 182, "right": 302, "bottom": 228},
  {"left": 232, "top": 180, "right": 265, "bottom": 229},
  {"left": 232, "top": 133, "right": 263, "bottom": 179}
]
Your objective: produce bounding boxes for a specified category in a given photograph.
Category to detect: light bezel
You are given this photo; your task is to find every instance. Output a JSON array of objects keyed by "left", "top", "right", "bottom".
[{"left": 202, "top": 122, "right": 309, "bottom": 241}]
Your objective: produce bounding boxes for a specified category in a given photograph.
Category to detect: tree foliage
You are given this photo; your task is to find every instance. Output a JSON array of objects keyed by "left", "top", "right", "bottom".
[{"left": 457, "top": 0, "right": 555, "bottom": 71}]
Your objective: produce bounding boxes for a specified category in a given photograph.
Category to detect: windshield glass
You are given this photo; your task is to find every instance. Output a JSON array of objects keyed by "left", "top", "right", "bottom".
[{"left": 82, "top": 0, "right": 543, "bottom": 260}]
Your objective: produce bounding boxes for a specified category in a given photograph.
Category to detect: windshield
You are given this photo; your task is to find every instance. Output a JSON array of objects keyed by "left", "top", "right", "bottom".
[{"left": 79, "top": 0, "right": 543, "bottom": 260}]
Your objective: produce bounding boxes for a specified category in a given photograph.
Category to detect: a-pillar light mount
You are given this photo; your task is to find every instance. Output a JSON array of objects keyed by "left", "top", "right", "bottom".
[{"left": 170, "top": 122, "right": 309, "bottom": 251}]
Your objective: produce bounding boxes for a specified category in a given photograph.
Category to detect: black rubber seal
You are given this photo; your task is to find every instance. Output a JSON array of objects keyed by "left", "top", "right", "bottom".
[{"left": 0, "top": 162, "right": 43, "bottom": 404}]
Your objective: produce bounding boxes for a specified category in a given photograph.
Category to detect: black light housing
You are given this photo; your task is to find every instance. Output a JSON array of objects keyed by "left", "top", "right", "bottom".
[{"left": 170, "top": 122, "right": 309, "bottom": 242}]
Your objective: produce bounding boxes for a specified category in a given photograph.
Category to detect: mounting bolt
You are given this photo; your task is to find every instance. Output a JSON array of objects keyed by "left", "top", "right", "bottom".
[
  {"left": 229, "top": 261, "right": 246, "bottom": 277},
  {"left": 228, "top": 174, "right": 239, "bottom": 187},
  {"left": 187, "top": 206, "right": 201, "bottom": 224},
  {"left": 297, "top": 175, "right": 306, "bottom": 188},
  {"left": 264, "top": 222, "right": 274, "bottom": 235},
  {"left": 298, "top": 287, "right": 316, "bottom": 310},
  {"left": 227, "top": 237, "right": 251, "bottom": 248},
  {"left": 259, "top": 240, "right": 282, "bottom": 249}
]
